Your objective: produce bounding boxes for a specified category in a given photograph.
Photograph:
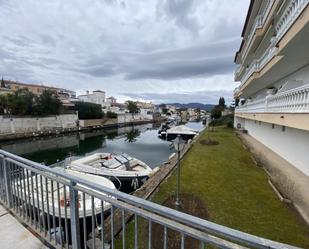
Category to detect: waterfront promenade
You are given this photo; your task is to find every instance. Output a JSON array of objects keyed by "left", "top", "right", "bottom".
[{"left": 0, "top": 204, "right": 46, "bottom": 249}]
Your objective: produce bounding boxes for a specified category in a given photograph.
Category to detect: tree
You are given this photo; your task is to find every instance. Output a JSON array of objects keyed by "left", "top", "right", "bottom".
[
  {"left": 159, "top": 104, "right": 168, "bottom": 114},
  {"left": 127, "top": 101, "right": 139, "bottom": 114},
  {"left": 0, "top": 89, "right": 62, "bottom": 116},
  {"left": 0, "top": 94, "right": 7, "bottom": 115},
  {"left": 6, "top": 89, "right": 36, "bottom": 115},
  {"left": 218, "top": 97, "right": 226, "bottom": 107},
  {"left": 211, "top": 106, "right": 223, "bottom": 119},
  {"left": 35, "top": 90, "right": 62, "bottom": 115},
  {"left": 1, "top": 77, "right": 5, "bottom": 88},
  {"left": 211, "top": 97, "right": 226, "bottom": 119}
]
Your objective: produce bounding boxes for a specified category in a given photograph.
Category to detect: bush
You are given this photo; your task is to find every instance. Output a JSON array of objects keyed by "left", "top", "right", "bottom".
[
  {"left": 74, "top": 101, "right": 104, "bottom": 119},
  {"left": 210, "top": 114, "right": 234, "bottom": 127},
  {"left": 210, "top": 105, "right": 224, "bottom": 119},
  {"left": 106, "top": 111, "right": 117, "bottom": 118},
  {"left": 226, "top": 120, "right": 234, "bottom": 128}
]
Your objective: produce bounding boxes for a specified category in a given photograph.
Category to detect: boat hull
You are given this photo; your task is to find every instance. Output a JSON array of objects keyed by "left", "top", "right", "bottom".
[
  {"left": 11, "top": 195, "right": 110, "bottom": 245},
  {"left": 105, "top": 174, "right": 149, "bottom": 191},
  {"left": 166, "top": 133, "right": 196, "bottom": 141}
]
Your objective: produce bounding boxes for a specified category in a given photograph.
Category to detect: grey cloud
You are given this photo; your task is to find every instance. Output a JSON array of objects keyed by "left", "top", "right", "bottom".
[
  {"left": 158, "top": 0, "right": 200, "bottom": 35},
  {"left": 82, "top": 65, "right": 116, "bottom": 77},
  {"left": 68, "top": 63, "right": 116, "bottom": 78},
  {"left": 123, "top": 90, "right": 233, "bottom": 105},
  {"left": 0, "top": 0, "right": 250, "bottom": 103},
  {"left": 125, "top": 56, "right": 233, "bottom": 80},
  {"left": 74, "top": 38, "right": 239, "bottom": 80},
  {"left": 41, "top": 35, "right": 56, "bottom": 47}
]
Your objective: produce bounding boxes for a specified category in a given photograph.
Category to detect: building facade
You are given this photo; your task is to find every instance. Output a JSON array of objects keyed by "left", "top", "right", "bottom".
[
  {"left": 2, "top": 80, "right": 76, "bottom": 99},
  {"left": 234, "top": 0, "right": 309, "bottom": 221},
  {"left": 78, "top": 90, "right": 106, "bottom": 108}
]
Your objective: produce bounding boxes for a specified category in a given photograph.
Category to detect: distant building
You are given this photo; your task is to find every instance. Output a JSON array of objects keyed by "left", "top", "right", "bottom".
[
  {"left": 106, "top": 96, "right": 117, "bottom": 104},
  {"left": 78, "top": 90, "right": 106, "bottom": 108},
  {"left": 110, "top": 102, "right": 126, "bottom": 114},
  {"left": 3, "top": 80, "right": 76, "bottom": 99}
]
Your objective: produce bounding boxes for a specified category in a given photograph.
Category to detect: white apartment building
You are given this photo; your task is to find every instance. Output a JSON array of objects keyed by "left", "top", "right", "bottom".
[
  {"left": 78, "top": 90, "right": 107, "bottom": 108},
  {"left": 234, "top": 0, "right": 309, "bottom": 222}
]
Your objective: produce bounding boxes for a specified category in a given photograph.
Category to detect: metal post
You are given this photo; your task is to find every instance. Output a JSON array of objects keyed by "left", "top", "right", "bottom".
[
  {"left": 3, "top": 157, "right": 12, "bottom": 208},
  {"left": 69, "top": 181, "right": 81, "bottom": 249},
  {"left": 175, "top": 143, "right": 181, "bottom": 208}
]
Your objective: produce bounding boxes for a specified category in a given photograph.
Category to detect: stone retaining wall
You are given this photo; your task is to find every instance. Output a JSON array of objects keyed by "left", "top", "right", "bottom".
[{"left": 0, "top": 114, "right": 78, "bottom": 135}]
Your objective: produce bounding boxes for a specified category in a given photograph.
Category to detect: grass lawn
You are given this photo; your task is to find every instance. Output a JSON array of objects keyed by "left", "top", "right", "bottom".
[{"left": 116, "top": 127, "right": 309, "bottom": 248}]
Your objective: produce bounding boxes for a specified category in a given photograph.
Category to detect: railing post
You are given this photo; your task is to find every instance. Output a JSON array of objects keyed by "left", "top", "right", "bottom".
[
  {"left": 265, "top": 96, "right": 269, "bottom": 112},
  {"left": 3, "top": 157, "right": 12, "bottom": 208},
  {"left": 69, "top": 180, "right": 81, "bottom": 249}
]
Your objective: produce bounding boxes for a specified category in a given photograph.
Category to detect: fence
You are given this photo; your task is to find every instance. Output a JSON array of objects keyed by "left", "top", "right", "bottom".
[{"left": 0, "top": 149, "right": 300, "bottom": 249}]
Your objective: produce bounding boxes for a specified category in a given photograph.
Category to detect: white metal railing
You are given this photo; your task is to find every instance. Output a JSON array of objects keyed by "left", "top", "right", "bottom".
[
  {"left": 275, "top": 0, "right": 309, "bottom": 43},
  {"left": 236, "top": 84, "right": 309, "bottom": 113},
  {"left": 0, "top": 150, "right": 302, "bottom": 249}
]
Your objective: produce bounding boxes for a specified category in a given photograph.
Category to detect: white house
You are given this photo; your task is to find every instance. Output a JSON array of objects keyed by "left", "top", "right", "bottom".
[{"left": 78, "top": 90, "right": 106, "bottom": 108}]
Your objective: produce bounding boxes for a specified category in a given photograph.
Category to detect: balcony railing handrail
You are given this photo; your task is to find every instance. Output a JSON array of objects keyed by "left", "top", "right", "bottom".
[
  {"left": 0, "top": 149, "right": 301, "bottom": 249},
  {"left": 236, "top": 84, "right": 309, "bottom": 113},
  {"left": 269, "top": 84, "right": 309, "bottom": 99},
  {"left": 241, "top": 0, "right": 274, "bottom": 62},
  {"left": 275, "top": 0, "right": 309, "bottom": 43},
  {"left": 239, "top": 44, "right": 277, "bottom": 86},
  {"left": 237, "top": 0, "right": 309, "bottom": 86}
]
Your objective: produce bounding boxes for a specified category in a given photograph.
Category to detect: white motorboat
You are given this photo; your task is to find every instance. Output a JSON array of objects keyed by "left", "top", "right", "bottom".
[
  {"left": 14, "top": 169, "right": 116, "bottom": 219},
  {"left": 67, "top": 153, "right": 154, "bottom": 188},
  {"left": 166, "top": 125, "right": 199, "bottom": 140},
  {"left": 13, "top": 169, "right": 116, "bottom": 244}
]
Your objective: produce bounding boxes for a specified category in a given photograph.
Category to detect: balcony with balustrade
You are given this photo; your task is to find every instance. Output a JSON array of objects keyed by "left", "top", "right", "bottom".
[
  {"left": 235, "top": 84, "right": 309, "bottom": 130},
  {"left": 235, "top": 0, "right": 309, "bottom": 88},
  {"left": 240, "top": 0, "right": 274, "bottom": 64},
  {"left": 236, "top": 84, "right": 309, "bottom": 113}
]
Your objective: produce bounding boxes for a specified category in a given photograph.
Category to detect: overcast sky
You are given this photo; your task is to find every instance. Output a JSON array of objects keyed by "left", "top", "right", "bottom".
[{"left": 0, "top": 0, "right": 249, "bottom": 104}]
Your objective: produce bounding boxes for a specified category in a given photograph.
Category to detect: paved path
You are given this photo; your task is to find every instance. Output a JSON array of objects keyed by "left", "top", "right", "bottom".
[{"left": 0, "top": 205, "right": 47, "bottom": 249}]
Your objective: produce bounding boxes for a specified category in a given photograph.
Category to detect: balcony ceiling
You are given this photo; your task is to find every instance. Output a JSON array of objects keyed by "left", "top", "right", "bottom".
[{"left": 241, "top": 21, "right": 309, "bottom": 98}]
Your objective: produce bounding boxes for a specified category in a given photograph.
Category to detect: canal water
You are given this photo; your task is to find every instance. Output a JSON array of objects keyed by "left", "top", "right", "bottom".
[{"left": 0, "top": 121, "right": 204, "bottom": 169}]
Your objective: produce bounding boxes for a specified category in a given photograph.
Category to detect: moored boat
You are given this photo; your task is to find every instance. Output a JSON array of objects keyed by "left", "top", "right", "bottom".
[
  {"left": 67, "top": 153, "right": 155, "bottom": 189},
  {"left": 166, "top": 125, "right": 199, "bottom": 140},
  {"left": 14, "top": 169, "right": 116, "bottom": 220}
]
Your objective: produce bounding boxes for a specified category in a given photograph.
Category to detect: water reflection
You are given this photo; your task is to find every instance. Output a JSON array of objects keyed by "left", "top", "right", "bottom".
[
  {"left": 125, "top": 129, "right": 141, "bottom": 143},
  {"left": 0, "top": 121, "right": 203, "bottom": 168}
]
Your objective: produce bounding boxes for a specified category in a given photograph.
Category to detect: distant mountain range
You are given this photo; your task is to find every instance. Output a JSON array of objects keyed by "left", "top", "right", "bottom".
[{"left": 164, "top": 103, "right": 215, "bottom": 111}]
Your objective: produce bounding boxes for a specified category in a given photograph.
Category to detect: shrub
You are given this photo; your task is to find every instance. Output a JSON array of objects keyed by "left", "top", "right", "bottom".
[
  {"left": 210, "top": 114, "right": 234, "bottom": 127},
  {"left": 74, "top": 101, "right": 104, "bottom": 119},
  {"left": 106, "top": 111, "right": 117, "bottom": 118},
  {"left": 226, "top": 120, "right": 234, "bottom": 128}
]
